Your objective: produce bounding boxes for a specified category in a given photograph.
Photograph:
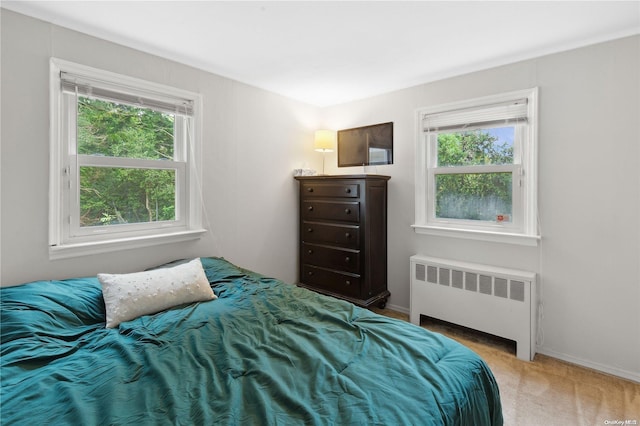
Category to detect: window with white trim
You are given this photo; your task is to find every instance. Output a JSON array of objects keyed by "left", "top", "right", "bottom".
[
  {"left": 49, "top": 59, "right": 205, "bottom": 258},
  {"left": 414, "top": 89, "right": 539, "bottom": 245}
]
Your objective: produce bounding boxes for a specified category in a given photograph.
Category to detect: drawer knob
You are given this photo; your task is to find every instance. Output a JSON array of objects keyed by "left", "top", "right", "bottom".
[
  {"left": 345, "top": 280, "right": 351, "bottom": 286},
  {"left": 308, "top": 271, "right": 314, "bottom": 276},
  {"left": 345, "top": 188, "right": 351, "bottom": 194},
  {"left": 307, "top": 228, "right": 313, "bottom": 233},
  {"left": 307, "top": 187, "right": 314, "bottom": 192},
  {"left": 345, "top": 232, "right": 351, "bottom": 238},
  {"left": 344, "top": 208, "right": 351, "bottom": 214},
  {"left": 308, "top": 249, "right": 313, "bottom": 254},
  {"left": 308, "top": 206, "right": 314, "bottom": 211},
  {"left": 345, "top": 256, "right": 350, "bottom": 263}
]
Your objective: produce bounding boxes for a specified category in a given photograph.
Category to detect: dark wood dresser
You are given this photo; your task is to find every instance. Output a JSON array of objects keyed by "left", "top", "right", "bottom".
[{"left": 294, "top": 174, "right": 390, "bottom": 308}]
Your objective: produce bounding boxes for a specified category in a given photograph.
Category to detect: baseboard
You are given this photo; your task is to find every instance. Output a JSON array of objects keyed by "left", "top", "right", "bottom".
[
  {"left": 537, "top": 347, "right": 640, "bottom": 384},
  {"left": 386, "top": 303, "right": 409, "bottom": 315}
]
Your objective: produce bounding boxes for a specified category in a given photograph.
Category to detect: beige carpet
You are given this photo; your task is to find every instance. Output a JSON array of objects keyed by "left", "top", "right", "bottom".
[{"left": 374, "top": 309, "right": 640, "bottom": 425}]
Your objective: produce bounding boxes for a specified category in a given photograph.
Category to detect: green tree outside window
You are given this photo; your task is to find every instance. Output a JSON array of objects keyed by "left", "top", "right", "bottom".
[{"left": 77, "top": 98, "right": 177, "bottom": 227}]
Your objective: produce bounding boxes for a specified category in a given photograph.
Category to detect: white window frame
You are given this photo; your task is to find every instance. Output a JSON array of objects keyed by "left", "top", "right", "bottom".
[
  {"left": 49, "top": 58, "right": 205, "bottom": 259},
  {"left": 413, "top": 88, "right": 539, "bottom": 246}
]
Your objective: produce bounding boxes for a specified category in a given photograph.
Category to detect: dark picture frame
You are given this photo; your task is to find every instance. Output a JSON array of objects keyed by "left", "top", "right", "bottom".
[{"left": 337, "top": 122, "right": 393, "bottom": 167}]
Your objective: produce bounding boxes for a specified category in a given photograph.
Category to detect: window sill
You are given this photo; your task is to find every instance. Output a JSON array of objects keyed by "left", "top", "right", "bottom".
[
  {"left": 412, "top": 224, "right": 540, "bottom": 247},
  {"left": 49, "top": 228, "right": 207, "bottom": 260}
]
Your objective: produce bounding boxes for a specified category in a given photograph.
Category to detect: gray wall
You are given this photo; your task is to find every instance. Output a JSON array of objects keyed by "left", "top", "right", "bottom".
[
  {"left": 321, "top": 35, "right": 639, "bottom": 381},
  {"left": 1, "top": 9, "right": 638, "bottom": 381}
]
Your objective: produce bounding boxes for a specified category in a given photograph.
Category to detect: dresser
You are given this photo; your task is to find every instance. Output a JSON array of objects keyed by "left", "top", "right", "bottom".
[{"left": 294, "top": 175, "right": 390, "bottom": 308}]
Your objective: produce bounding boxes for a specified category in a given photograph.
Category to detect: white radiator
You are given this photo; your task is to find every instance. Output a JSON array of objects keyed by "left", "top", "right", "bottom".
[{"left": 410, "top": 255, "right": 537, "bottom": 361}]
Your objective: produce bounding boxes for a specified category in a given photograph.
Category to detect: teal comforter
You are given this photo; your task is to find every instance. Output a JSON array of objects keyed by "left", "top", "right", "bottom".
[{"left": 1, "top": 257, "right": 502, "bottom": 425}]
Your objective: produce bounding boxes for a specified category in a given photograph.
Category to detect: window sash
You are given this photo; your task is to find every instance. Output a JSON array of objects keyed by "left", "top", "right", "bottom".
[
  {"left": 428, "top": 125, "right": 523, "bottom": 168},
  {"left": 69, "top": 159, "right": 187, "bottom": 239},
  {"left": 432, "top": 164, "right": 516, "bottom": 174},
  {"left": 77, "top": 154, "right": 185, "bottom": 170},
  {"left": 427, "top": 166, "right": 522, "bottom": 230}
]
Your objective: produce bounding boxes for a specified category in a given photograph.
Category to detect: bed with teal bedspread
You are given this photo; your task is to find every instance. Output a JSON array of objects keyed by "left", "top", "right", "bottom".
[{"left": 1, "top": 257, "right": 502, "bottom": 425}]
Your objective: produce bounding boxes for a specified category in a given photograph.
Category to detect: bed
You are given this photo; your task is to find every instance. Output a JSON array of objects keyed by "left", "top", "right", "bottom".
[{"left": 1, "top": 257, "right": 503, "bottom": 425}]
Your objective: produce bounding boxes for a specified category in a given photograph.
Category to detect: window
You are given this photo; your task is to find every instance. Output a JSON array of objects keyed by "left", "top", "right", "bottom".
[
  {"left": 49, "top": 58, "right": 205, "bottom": 259},
  {"left": 414, "top": 89, "right": 539, "bottom": 245}
]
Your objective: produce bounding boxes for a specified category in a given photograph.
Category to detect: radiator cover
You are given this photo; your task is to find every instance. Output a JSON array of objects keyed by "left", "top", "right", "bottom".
[{"left": 410, "top": 255, "right": 537, "bottom": 361}]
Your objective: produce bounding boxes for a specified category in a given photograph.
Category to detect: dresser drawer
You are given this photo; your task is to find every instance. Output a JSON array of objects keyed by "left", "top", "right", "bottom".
[
  {"left": 302, "top": 265, "right": 360, "bottom": 299},
  {"left": 302, "top": 201, "right": 360, "bottom": 223},
  {"left": 301, "top": 182, "right": 359, "bottom": 198},
  {"left": 302, "top": 222, "right": 359, "bottom": 249},
  {"left": 302, "top": 243, "right": 360, "bottom": 274}
]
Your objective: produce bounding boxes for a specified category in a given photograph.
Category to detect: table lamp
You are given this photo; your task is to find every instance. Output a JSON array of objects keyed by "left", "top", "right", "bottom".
[{"left": 314, "top": 129, "right": 335, "bottom": 175}]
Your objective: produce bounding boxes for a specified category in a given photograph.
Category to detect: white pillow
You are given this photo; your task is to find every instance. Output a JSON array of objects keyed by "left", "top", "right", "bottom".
[{"left": 98, "top": 258, "right": 216, "bottom": 328}]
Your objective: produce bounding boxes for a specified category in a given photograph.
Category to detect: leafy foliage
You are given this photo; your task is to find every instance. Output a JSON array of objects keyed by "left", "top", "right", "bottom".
[
  {"left": 77, "top": 97, "right": 176, "bottom": 227},
  {"left": 436, "top": 128, "right": 513, "bottom": 221}
]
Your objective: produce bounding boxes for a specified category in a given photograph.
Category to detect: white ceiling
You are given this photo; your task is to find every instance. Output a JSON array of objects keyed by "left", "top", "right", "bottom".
[{"left": 3, "top": 1, "right": 639, "bottom": 106}]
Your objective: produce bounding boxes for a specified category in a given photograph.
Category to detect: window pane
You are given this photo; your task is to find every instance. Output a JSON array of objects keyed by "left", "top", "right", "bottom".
[
  {"left": 436, "top": 173, "right": 512, "bottom": 221},
  {"left": 437, "top": 127, "right": 514, "bottom": 167},
  {"left": 80, "top": 167, "right": 176, "bottom": 227},
  {"left": 77, "top": 97, "right": 175, "bottom": 160}
]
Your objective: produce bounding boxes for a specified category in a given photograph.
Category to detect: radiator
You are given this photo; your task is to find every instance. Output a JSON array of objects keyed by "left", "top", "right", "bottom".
[{"left": 410, "top": 255, "right": 537, "bottom": 361}]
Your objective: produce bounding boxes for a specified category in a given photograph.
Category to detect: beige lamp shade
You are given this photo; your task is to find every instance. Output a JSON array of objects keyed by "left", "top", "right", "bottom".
[{"left": 314, "top": 130, "right": 335, "bottom": 152}]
